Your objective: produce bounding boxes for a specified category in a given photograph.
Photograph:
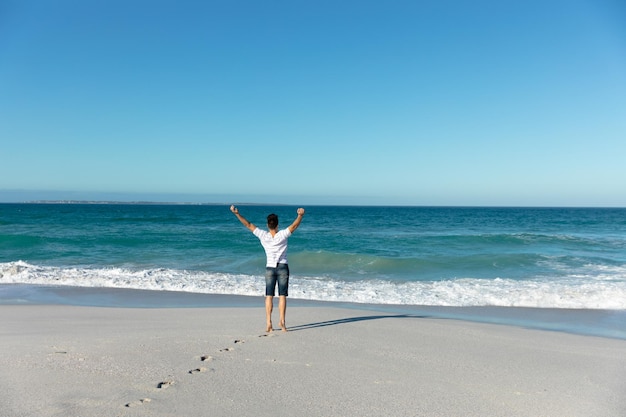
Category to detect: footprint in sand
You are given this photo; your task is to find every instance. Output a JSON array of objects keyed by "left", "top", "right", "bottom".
[
  {"left": 157, "top": 380, "right": 175, "bottom": 389},
  {"left": 125, "top": 398, "right": 151, "bottom": 407},
  {"left": 189, "top": 367, "right": 207, "bottom": 374},
  {"left": 217, "top": 339, "right": 245, "bottom": 353},
  {"left": 201, "top": 355, "right": 213, "bottom": 362}
]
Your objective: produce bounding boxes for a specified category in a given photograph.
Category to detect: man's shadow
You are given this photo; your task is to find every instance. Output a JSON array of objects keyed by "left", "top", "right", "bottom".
[{"left": 288, "top": 314, "right": 428, "bottom": 331}]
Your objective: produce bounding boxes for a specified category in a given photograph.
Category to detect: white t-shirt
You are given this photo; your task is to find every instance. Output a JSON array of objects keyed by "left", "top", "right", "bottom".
[{"left": 253, "top": 228, "right": 292, "bottom": 267}]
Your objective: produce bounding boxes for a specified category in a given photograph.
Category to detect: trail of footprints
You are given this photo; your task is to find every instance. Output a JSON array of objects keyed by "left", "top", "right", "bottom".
[{"left": 125, "top": 337, "right": 262, "bottom": 408}]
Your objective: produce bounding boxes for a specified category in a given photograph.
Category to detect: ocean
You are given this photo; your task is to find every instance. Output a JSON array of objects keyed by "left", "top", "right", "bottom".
[{"left": 1, "top": 203, "right": 625, "bottom": 337}]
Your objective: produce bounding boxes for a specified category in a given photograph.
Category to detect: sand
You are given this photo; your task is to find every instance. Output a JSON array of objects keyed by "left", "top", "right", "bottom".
[{"left": 1, "top": 303, "right": 625, "bottom": 417}]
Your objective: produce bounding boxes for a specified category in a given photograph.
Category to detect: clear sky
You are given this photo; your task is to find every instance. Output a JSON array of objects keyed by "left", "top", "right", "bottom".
[{"left": 1, "top": 0, "right": 625, "bottom": 206}]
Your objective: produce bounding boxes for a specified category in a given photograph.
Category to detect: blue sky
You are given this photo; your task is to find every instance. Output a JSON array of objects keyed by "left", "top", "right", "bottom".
[{"left": 1, "top": 0, "right": 625, "bottom": 206}]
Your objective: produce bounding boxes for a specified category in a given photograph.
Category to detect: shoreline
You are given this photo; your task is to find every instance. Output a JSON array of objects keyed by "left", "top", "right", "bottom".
[
  {"left": 1, "top": 302, "right": 625, "bottom": 416},
  {"left": 2, "top": 284, "right": 625, "bottom": 340}
]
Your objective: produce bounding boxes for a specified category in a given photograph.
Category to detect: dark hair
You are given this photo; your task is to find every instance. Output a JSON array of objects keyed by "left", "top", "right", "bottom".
[{"left": 267, "top": 213, "right": 279, "bottom": 229}]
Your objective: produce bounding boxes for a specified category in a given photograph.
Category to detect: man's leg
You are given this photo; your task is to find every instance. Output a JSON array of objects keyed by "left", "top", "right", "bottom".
[
  {"left": 276, "top": 264, "right": 289, "bottom": 332},
  {"left": 278, "top": 295, "right": 287, "bottom": 332},
  {"left": 265, "top": 296, "right": 274, "bottom": 332},
  {"left": 265, "top": 267, "right": 277, "bottom": 332}
]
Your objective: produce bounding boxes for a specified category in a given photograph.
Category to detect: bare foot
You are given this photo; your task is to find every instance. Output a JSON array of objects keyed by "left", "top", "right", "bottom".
[
  {"left": 266, "top": 323, "right": 274, "bottom": 332},
  {"left": 280, "top": 322, "right": 288, "bottom": 332}
]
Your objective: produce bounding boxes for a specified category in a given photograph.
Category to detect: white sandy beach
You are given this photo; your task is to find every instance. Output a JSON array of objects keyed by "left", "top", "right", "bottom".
[{"left": 1, "top": 304, "right": 625, "bottom": 417}]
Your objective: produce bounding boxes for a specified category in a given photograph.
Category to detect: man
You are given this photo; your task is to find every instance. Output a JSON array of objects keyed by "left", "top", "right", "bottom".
[{"left": 230, "top": 205, "right": 305, "bottom": 332}]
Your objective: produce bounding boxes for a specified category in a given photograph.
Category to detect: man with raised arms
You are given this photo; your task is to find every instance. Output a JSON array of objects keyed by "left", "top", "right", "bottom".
[{"left": 230, "top": 205, "right": 305, "bottom": 332}]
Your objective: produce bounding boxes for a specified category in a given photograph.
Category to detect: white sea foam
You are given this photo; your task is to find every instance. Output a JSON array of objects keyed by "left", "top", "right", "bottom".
[{"left": 1, "top": 261, "right": 625, "bottom": 309}]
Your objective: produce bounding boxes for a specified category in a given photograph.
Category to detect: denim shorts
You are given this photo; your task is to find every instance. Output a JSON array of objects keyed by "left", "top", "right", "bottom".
[{"left": 265, "top": 263, "right": 289, "bottom": 296}]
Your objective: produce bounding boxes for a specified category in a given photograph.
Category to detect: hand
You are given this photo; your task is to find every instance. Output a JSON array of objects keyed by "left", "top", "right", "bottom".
[
  {"left": 230, "top": 205, "right": 239, "bottom": 214},
  {"left": 297, "top": 208, "right": 305, "bottom": 216}
]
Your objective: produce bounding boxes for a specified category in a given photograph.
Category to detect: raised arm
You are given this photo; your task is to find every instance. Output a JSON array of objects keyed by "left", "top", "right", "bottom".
[
  {"left": 230, "top": 205, "right": 256, "bottom": 232},
  {"left": 288, "top": 208, "right": 305, "bottom": 233}
]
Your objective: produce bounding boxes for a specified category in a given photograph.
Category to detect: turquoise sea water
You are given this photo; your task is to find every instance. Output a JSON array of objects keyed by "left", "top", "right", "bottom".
[{"left": 1, "top": 203, "right": 625, "bottom": 311}]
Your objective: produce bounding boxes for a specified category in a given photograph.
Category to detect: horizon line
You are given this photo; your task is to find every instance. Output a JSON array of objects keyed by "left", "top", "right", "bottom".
[{"left": 0, "top": 200, "right": 624, "bottom": 209}]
